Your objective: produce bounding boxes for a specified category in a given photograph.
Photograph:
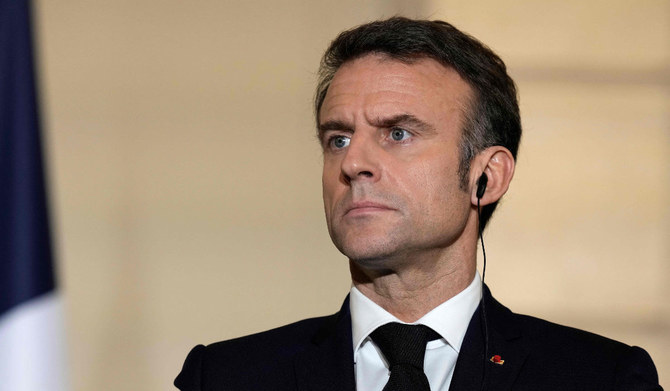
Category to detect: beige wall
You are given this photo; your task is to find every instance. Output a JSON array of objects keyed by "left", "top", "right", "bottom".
[
  {"left": 34, "top": 1, "right": 668, "bottom": 390},
  {"left": 428, "top": 0, "right": 669, "bottom": 384}
]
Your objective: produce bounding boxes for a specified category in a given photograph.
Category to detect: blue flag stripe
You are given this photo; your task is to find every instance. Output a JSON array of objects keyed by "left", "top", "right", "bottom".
[{"left": 0, "top": 0, "right": 56, "bottom": 316}]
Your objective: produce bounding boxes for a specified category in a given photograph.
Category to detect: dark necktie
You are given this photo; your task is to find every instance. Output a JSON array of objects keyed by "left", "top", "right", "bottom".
[{"left": 369, "top": 322, "right": 441, "bottom": 391}]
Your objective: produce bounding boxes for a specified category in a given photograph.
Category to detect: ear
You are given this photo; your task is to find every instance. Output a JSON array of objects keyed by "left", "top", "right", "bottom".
[{"left": 469, "top": 146, "right": 515, "bottom": 207}]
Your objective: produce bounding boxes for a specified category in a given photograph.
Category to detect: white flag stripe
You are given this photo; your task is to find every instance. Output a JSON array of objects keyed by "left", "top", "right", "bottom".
[{"left": 0, "top": 292, "right": 68, "bottom": 391}]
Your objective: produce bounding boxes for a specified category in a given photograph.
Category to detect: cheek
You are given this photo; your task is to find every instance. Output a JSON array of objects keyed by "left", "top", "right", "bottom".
[
  {"left": 409, "top": 158, "right": 465, "bottom": 212},
  {"left": 322, "top": 162, "right": 341, "bottom": 211},
  {"left": 415, "top": 158, "right": 455, "bottom": 193}
]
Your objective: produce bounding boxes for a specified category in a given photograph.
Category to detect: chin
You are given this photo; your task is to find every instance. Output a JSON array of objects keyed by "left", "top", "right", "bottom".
[
  {"left": 329, "top": 223, "right": 419, "bottom": 265},
  {"left": 337, "top": 238, "right": 405, "bottom": 268}
]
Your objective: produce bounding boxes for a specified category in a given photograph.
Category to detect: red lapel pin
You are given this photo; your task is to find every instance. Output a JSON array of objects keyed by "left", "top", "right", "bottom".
[{"left": 490, "top": 355, "right": 504, "bottom": 365}]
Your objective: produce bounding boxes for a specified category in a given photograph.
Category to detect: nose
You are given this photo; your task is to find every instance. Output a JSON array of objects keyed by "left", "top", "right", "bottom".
[{"left": 340, "top": 132, "right": 380, "bottom": 184}]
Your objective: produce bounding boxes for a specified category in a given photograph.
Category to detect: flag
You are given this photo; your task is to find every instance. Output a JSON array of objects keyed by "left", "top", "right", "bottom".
[{"left": 0, "top": 0, "right": 68, "bottom": 389}]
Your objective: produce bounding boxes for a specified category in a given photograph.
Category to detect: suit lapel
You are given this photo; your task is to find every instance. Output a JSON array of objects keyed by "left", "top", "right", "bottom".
[
  {"left": 291, "top": 288, "right": 528, "bottom": 391},
  {"left": 449, "top": 286, "right": 529, "bottom": 391},
  {"left": 293, "top": 297, "right": 356, "bottom": 391}
]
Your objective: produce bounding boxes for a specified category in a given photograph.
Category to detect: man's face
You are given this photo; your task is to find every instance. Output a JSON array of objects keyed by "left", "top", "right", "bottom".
[{"left": 319, "top": 54, "right": 475, "bottom": 267}]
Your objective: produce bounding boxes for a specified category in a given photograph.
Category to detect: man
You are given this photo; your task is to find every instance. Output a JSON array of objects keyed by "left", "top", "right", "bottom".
[{"left": 175, "top": 17, "right": 662, "bottom": 390}]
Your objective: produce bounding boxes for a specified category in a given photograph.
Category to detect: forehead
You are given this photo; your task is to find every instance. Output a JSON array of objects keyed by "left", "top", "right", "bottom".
[{"left": 319, "top": 54, "right": 473, "bottom": 127}]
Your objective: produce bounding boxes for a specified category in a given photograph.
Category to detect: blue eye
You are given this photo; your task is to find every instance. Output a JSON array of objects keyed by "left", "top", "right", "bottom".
[
  {"left": 390, "top": 128, "right": 411, "bottom": 141},
  {"left": 330, "top": 135, "right": 350, "bottom": 149}
]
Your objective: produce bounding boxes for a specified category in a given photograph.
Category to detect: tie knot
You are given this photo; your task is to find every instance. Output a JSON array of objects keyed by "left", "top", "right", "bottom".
[{"left": 369, "top": 323, "right": 440, "bottom": 370}]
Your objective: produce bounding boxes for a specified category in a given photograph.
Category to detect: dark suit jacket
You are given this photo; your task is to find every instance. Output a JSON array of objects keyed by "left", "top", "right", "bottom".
[{"left": 175, "top": 287, "right": 663, "bottom": 390}]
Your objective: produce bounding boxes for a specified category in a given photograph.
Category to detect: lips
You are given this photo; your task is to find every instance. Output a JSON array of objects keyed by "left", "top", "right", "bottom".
[{"left": 344, "top": 201, "right": 395, "bottom": 217}]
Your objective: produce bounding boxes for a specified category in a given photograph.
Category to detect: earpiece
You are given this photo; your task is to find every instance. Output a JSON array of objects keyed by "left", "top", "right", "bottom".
[
  {"left": 476, "top": 173, "right": 488, "bottom": 199},
  {"left": 476, "top": 171, "right": 489, "bottom": 391}
]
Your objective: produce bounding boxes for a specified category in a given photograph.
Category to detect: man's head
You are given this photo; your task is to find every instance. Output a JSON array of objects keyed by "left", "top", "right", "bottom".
[
  {"left": 319, "top": 55, "right": 481, "bottom": 267},
  {"left": 316, "top": 17, "right": 521, "bottom": 230}
]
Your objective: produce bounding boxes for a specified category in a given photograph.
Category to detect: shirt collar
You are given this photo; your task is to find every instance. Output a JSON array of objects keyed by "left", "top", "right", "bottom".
[{"left": 350, "top": 273, "right": 482, "bottom": 355}]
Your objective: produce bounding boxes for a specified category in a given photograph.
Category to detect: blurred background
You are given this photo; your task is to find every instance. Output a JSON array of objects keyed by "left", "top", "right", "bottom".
[{"left": 29, "top": 0, "right": 669, "bottom": 389}]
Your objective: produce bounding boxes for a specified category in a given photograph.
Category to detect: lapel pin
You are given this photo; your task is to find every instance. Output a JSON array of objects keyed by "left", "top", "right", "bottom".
[{"left": 490, "top": 355, "right": 504, "bottom": 365}]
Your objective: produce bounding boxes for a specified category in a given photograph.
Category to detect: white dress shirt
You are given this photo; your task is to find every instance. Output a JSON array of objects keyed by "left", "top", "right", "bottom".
[{"left": 349, "top": 273, "right": 482, "bottom": 391}]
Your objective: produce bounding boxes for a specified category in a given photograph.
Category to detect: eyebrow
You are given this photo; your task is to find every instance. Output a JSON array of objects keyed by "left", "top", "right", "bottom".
[
  {"left": 371, "top": 114, "right": 434, "bottom": 133},
  {"left": 317, "top": 119, "right": 354, "bottom": 135},
  {"left": 317, "top": 114, "right": 434, "bottom": 136}
]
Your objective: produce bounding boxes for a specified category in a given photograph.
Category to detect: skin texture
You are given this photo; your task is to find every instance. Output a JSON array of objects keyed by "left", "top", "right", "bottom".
[{"left": 319, "top": 54, "right": 515, "bottom": 322}]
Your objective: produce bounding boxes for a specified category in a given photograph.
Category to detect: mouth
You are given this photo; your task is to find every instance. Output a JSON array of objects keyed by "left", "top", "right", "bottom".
[{"left": 344, "top": 201, "right": 395, "bottom": 217}]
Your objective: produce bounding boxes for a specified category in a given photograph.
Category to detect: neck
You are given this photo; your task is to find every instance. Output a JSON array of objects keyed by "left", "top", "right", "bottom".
[{"left": 350, "top": 242, "right": 477, "bottom": 323}]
